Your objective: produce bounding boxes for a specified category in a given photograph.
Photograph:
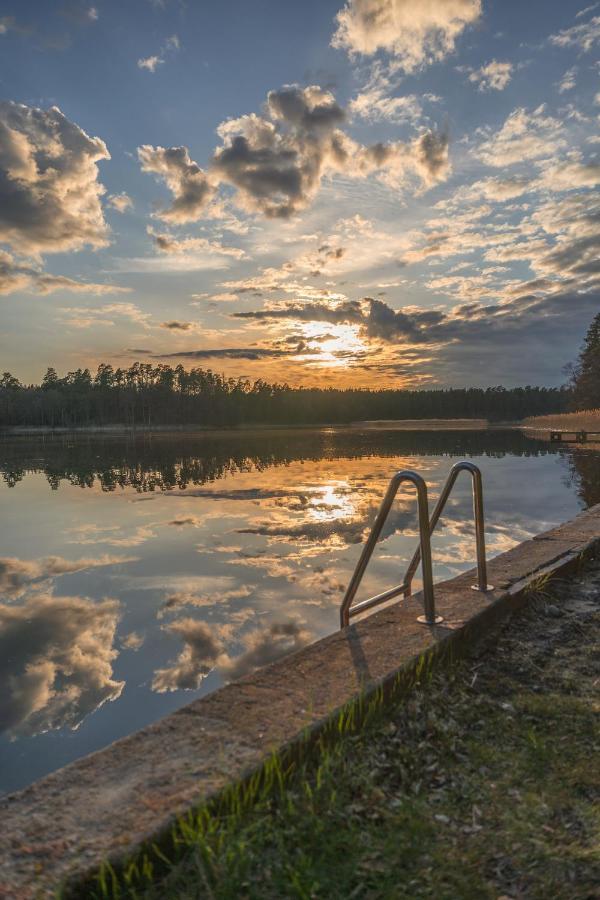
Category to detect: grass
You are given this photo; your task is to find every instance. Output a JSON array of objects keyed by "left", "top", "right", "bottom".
[
  {"left": 522, "top": 409, "right": 600, "bottom": 431},
  {"left": 79, "top": 568, "right": 600, "bottom": 900},
  {"left": 353, "top": 418, "right": 489, "bottom": 430}
]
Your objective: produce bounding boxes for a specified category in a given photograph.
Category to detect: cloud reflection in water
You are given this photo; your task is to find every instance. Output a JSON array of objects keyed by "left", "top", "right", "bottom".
[{"left": 0, "top": 594, "right": 123, "bottom": 738}]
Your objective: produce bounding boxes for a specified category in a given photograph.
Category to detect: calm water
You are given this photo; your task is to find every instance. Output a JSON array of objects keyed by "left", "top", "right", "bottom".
[{"left": 1, "top": 428, "right": 599, "bottom": 795}]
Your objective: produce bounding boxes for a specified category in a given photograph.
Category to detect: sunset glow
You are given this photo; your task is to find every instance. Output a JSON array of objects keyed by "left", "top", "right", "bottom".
[{"left": 0, "top": 0, "right": 598, "bottom": 388}]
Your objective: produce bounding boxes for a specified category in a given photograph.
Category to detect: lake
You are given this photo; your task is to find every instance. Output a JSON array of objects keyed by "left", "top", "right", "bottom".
[{"left": 1, "top": 428, "right": 598, "bottom": 796}]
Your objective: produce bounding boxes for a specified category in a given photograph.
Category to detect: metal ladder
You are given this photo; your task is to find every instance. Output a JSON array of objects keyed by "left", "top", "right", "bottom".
[{"left": 339, "top": 461, "right": 493, "bottom": 628}]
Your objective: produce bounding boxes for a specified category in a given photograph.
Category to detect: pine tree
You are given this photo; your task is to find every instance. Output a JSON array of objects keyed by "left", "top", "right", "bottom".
[{"left": 572, "top": 311, "right": 600, "bottom": 410}]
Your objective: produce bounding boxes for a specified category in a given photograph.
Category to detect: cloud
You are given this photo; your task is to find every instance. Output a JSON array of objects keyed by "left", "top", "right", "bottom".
[
  {"left": 107, "top": 192, "right": 133, "bottom": 212},
  {"left": 68, "top": 523, "right": 155, "bottom": 547},
  {"left": 138, "top": 145, "right": 215, "bottom": 222},
  {"left": 350, "top": 89, "right": 424, "bottom": 123},
  {"left": 138, "top": 55, "right": 163, "bottom": 72},
  {"left": 463, "top": 176, "right": 531, "bottom": 201},
  {"left": 59, "top": 301, "right": 151, "bottom": 328},
  {"left": 160, "top": 320, "right": 194, "bottom": 331},
  {"left": 211, "top": 85, "right": 346, "bottom": 218},
  {"left": 0, "top": 593, "right": 123, "bottom": 737},
  {"left": 152, "top": 618, "right": 226, "bottom": 692},
  {"left": 234, "top": 285, "right": 600, "bottom": 361},
  {"left": 0, "top": 16, "right": 16, "bottom": 35},
  {"left": 218, "top": 621, "right": 311, "bottom": 682},
  {"left": 348, "top": 60, "right": 437, "bottom": 124},
  {"left": 535, "top": 159, "right": 600, "bottom": 191},
  {"left": 159, "top": 585, "right": 251, "bottom": 617},
  {"left": 0, "top": 553, "right": 137, "bottom": 598},
  {"left": 0, "top": 101, "right": 110, "bottom": 255},
  {"left": 150, "top": 230, "right": 245, "bottom": 259},
  {"left": 60, "top": 3, "right": 99, "bottom": 25},
  {"left": 234, "top": 297, "right": 443, "bottom": 343},
  {"left": 138, "top": 33, "right": 179, "bottom": 72},
  {"left": 331, "top": 0, "right": 481, "bottom": 71},
  {"left": 190, "top": 291, "right": 240, "bottom": 304},
  {"left": 140, "top": 85, "right": 451, "bottom": 223},
  {"left": 121, "top": 631, "right": 144, "bottom": 650},
  {"left": 557, "top": 66, "right": 577, "bottom": 93},
  {"left": 166, "top": 516, "right": 203, "bottom": 526},
  {"left": 467, "top": 60, "right": 513, "bottom": 91},
  {"left": 155, "top": 344, "right": 318, "bottom": 360},
  {"left": 473, "top": 105, "right": 565, "bottom": 166},
  {"left": 549, "top": 14, "right": 600, "bottom": 52},
  {"left": 0, "top": 251, "right": 132, "bottom": 296}
]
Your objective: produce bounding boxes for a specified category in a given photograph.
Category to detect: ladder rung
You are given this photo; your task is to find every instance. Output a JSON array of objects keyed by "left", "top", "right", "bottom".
[{"left": 348, "top": 582, "right": 408, "bottom": 618}]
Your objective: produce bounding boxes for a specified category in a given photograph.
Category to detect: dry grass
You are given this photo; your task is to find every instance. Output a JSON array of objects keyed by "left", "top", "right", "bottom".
[
  {"left": 352, "top": 418, "right": 489, "bottom": 430},
  {"left": 522, "top": 409, "right": 600, "bottom": 431}
]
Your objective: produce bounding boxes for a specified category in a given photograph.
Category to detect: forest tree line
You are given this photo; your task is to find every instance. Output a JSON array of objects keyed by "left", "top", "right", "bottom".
[{"left": 0, "top": 362, "right": 573, "bottom": 428}]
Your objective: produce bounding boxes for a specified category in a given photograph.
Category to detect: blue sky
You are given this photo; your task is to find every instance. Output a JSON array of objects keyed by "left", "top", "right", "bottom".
[{"left": 0, "top": 0, "right": 598, "bottom": 387}]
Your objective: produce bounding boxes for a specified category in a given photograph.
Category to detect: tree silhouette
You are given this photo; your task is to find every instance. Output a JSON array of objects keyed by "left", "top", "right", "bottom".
[
  {"left": 0, "top": 362, "right": 571, "bottom": 430},
  {"left": 571, "top": 311, "right": 600, "bottom": 411}
]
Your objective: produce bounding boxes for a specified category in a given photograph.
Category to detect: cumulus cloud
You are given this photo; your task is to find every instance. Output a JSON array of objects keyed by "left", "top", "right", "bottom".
[
  {"left": 0, "top": 101, "right": 110, "bottom": 255},
  {"left": 211, "top": 85, "right": 347, "bottom": 218},
  {"left": 0, "top": 553, "right": 137, "bottom": 598},
  {"left": 467, "top": 60, "right": 513, "bottom": 91},
  {"left": 138, "top": 145, "right": 215, "bottom": 223},
  {"left": 331, "top": 0, "right": 481, "bottom": 70},
  {"left": 0, "top": 593, "right": 123, "bottom": 737},
  {"left": 140, "top": 85, "right": 451, "bottom": 223}
]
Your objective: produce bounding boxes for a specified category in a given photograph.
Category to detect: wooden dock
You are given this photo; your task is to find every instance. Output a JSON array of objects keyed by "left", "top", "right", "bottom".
[{"left": 549, "top": 430, "right": 600, "bottom": 443}]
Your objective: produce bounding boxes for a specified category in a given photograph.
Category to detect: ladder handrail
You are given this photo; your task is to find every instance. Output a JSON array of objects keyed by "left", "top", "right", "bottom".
[
  {"left": 403, "top": 461, "right": 490, "bottom": 597},
  {"left": 339, "top": 470, "right": 435, "bottom": 628},
  {"left": 339, "top": 461, "right": 491, "bottom": 628}
]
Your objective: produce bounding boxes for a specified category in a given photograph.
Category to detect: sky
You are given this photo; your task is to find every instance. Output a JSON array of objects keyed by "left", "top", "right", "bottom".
[{"left": 0, "top": 0, "right": 598, "bottom": 389}]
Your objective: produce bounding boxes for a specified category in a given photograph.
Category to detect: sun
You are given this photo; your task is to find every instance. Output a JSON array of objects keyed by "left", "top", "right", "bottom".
[{"left": 297, "top": 322, "right": 367, "bottom": 368}]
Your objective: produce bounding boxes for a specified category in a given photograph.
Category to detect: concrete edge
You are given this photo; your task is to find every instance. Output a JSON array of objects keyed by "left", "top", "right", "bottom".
[{"left": 1, "top": 505, "right": 599, "bottom": 898}]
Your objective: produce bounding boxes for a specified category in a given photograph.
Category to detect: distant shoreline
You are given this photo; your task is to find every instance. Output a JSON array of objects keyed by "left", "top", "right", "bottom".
[
  {"left": 2, "top": 413, "right": 596, "bottom": 437},
  {"left": 1, "top": 418, "right": 510, "bottom": 436}
]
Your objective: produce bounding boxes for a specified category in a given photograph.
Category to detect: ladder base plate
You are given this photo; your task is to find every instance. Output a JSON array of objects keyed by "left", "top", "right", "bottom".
[{"left": 416, "top": 614, "right": 444, "bottom": 625}]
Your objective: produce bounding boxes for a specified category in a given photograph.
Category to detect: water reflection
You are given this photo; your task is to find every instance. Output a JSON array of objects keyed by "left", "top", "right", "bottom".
[
  {"left": 0, "top": 593, "right": 123, "bottom": 738},
  {"left": 566, "top": 449, "right": 600, "bottom": 508},
  {"left": 0, "top": 429, "right": 599, "bottom": 794},
  {"left": 0, "top": 429, "right": 560, "bottom": 492},
  {"left": 0, "top": 553, "right": 137, "bottom": 597}
]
